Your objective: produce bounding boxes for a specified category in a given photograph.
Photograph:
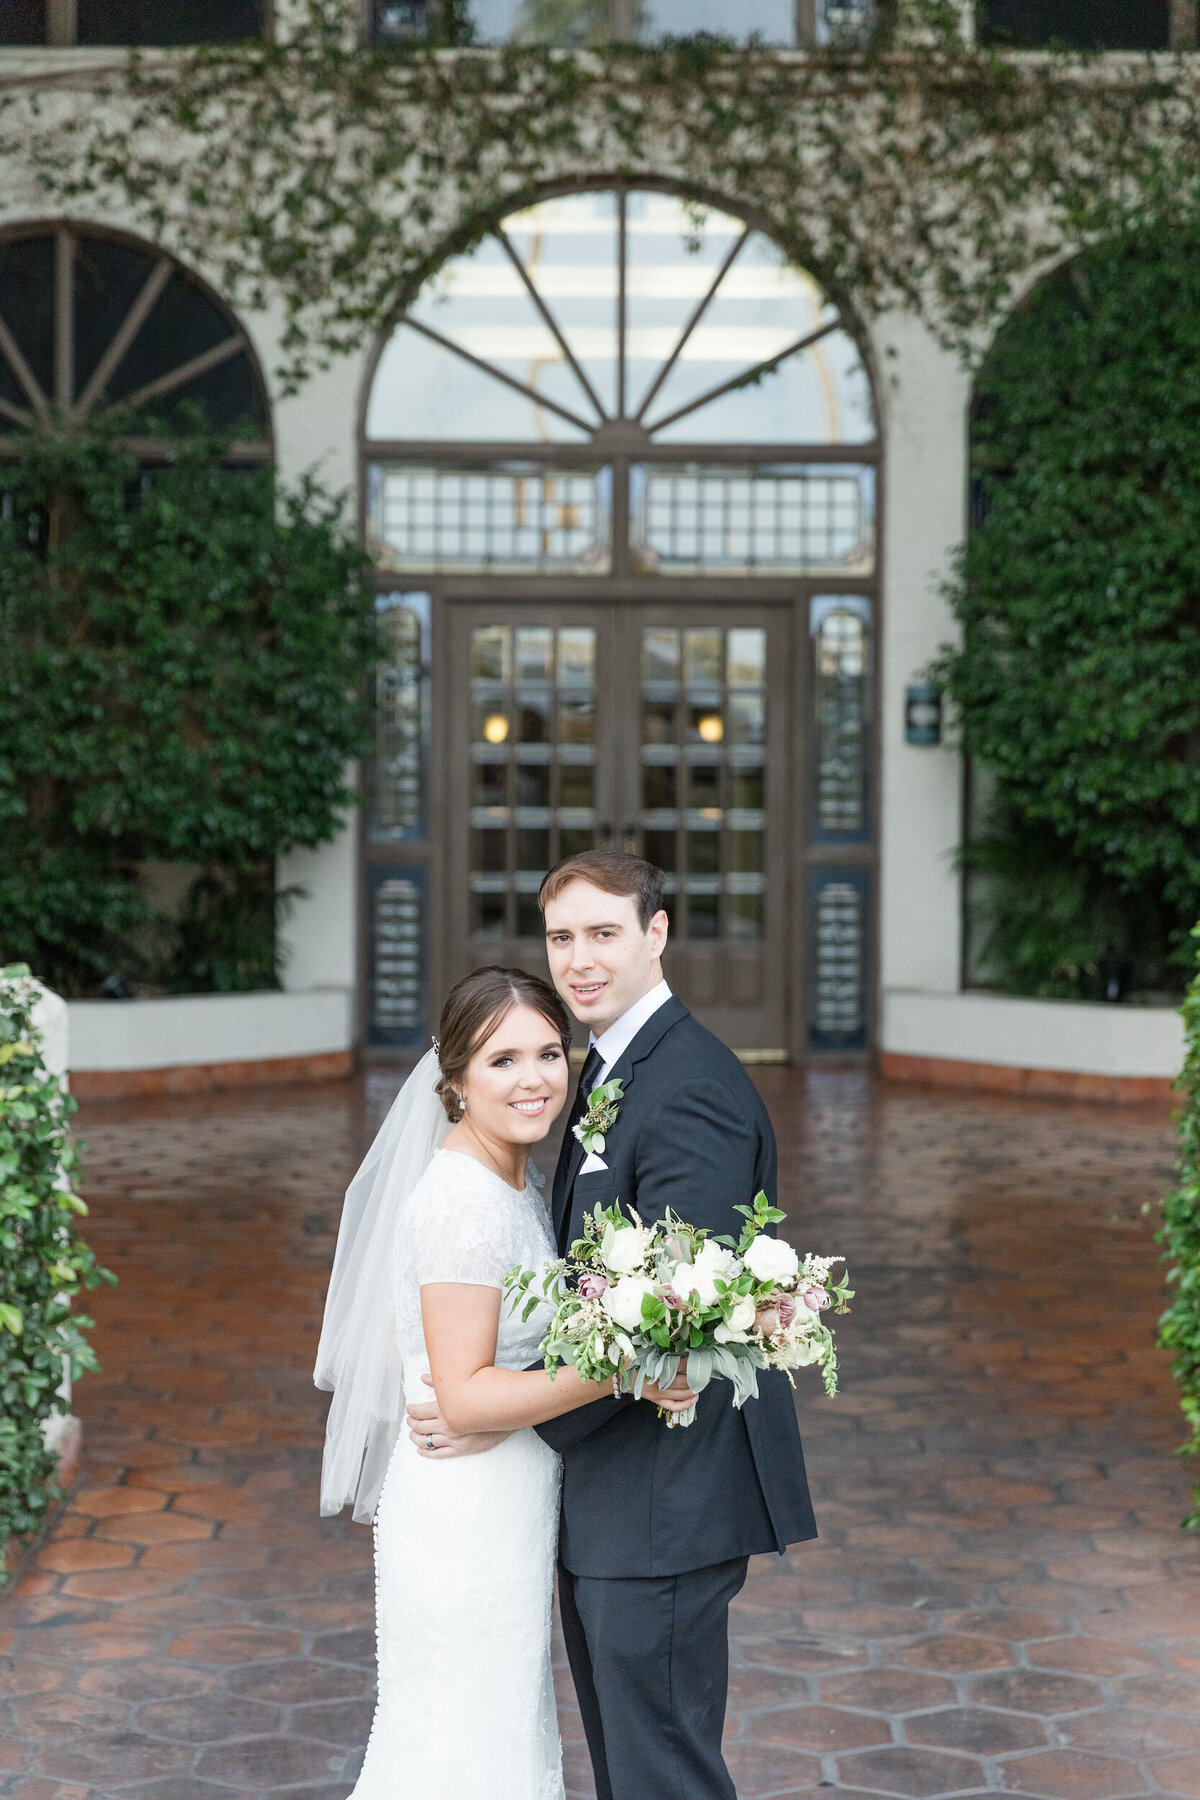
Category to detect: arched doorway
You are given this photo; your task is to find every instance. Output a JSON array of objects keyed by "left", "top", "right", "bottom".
[{"left": 360, "top": 185, "right": 878, "bottom": 1058}]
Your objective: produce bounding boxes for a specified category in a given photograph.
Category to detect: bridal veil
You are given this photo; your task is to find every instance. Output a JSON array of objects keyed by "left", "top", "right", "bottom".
[{"left": 314, "top": 1046, "right": 447, "bottom": 1522}]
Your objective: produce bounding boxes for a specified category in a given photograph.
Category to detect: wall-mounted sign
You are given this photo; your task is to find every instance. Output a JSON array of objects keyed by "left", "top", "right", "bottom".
[{"left": 904, "top": 683, "right": 942, "bottom": 746}]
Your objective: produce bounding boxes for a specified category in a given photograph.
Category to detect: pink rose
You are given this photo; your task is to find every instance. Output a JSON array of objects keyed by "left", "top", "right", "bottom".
[
  {"left": 755, "top": 1303, "right": 781, "bottom": 1338},
  {"left": 662, "top": 1288, "right": 685, "bottom": 1311},
  {"left": 578, "top": 1271, "right": 608, "bottom": 1299},
  {"left": 800, "top": 1285, "right": 830, "bottom": 1313},
  {"left": 777, "top": 1293, "right": 797, "bottom": 1326}
]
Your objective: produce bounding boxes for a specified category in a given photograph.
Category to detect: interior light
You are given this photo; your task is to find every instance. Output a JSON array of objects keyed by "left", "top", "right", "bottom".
[
  {"left": 483, "top": 714, "right": 510, "bottom": 744},
  {"left": 697, "top": 715, "right": 724, "bottom": 743}
]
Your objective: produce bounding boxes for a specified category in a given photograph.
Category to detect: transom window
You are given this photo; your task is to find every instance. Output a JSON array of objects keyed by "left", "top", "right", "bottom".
[
  {"left": 0, "top": 224, "right": 270, "bottom": 460},
  {"left": 365, "top": 187, "right": 876, "bottom": 578}
]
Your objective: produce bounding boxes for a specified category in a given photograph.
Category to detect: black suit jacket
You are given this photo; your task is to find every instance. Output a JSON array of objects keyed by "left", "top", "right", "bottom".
[{"left": 535, "top": 995, "right": 817, "bottom": 1578}]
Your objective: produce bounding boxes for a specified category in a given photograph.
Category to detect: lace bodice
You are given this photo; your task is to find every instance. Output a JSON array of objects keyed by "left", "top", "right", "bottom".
[{"left": 392, "top": 1148, "right": 556, "bottom": 1395}]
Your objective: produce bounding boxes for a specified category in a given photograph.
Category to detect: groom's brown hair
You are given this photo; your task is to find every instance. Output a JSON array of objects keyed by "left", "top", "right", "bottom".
[{"left": 538, "top": 850, "right": 665, "bottom": 933}]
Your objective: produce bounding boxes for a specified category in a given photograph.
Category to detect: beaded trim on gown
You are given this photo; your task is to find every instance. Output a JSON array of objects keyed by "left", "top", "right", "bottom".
[{"left": 349, "top": 1148, "right": 564, "bottom": 1800}]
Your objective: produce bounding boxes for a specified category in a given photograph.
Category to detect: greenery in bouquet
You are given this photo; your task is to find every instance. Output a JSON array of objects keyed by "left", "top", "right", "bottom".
[{"left": 505, "top": 1192, "right": 852, "bottom": 1427}]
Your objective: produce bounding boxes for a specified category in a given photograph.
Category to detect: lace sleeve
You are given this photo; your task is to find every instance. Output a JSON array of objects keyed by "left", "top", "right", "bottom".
[{"left": 402, "top": 1161, "right": 512, "bottom": 1290}]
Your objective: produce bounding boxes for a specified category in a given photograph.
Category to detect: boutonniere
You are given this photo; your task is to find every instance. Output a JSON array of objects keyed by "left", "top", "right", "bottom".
[{"left": 573, "top": 1078, "right": 624, "bottom": 1157}]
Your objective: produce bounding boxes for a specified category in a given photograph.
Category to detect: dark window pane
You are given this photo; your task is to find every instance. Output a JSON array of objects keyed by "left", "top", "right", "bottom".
[
  {"left": 73, "top": 237, "right": 161, "bottom": 408},
  {"left": 0, "top": 235, "right": 54, "bottom": 406},
  {"left": 0, "top": 0, "right": 46, "bottom": 44},
  {"left": 559, "top": 762, "right": 594, "bottom": 808},
  {"left": 516, "top": 762, "right": 551, "bottom": 808},
  {"left": 558, "top": 829, "right": 593, "bottom": 859},
  {"left": 471, "top": 829, "right": 508, "bottom": 874},
  {"left": 102, "top": 265, "right": 266, "bottom": 433},
  {"left": 643, "top": 830, "right": 676, "bottom": 873},
  {"left": 472, "top": 760, "right": 507, "bottom": 806},
  {"left": 472, "top": 891, "right": 507, "bottom": 938},
  {"left": 77, "top": 0, "right": 263, "bottom": 43},
  {"left": 979, "top": 0, "right": 1169, "bottom": 48},
  {"left": 687, "top": 891, "right": 720, "bottom": 939},
  {"left": 642, "top": 763, "right": 676, "bottom": 810},
  {"left": 516, "top": 894, "right": 544, "bottom": 939}
]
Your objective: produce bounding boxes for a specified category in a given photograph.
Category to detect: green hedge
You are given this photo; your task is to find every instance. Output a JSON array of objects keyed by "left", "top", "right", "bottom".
[
  {"left": 0, "top": 429, "right": 376, "bottom": 997},
  {"left": 936, "top": 228, "right": 1200, "bottom": 995},
  {"left": 0, "top": 965, "right": 114, "bottom": 1581},
  {"left": 1161, "top": 926, "right": 1200, "bottom": 1531}
]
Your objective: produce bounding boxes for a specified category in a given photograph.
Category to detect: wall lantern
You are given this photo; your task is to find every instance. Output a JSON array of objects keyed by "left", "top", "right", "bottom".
[{"left": 904, "top": 683, "right": 942, "bottom": 746}]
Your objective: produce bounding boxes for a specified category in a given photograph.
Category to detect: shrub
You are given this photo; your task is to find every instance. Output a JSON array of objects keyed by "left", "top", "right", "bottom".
[
  {"left": 1161, "top": 926, "right": 1200, "bottom": 1531},
  {"left": 936, "top": 228, "right": 1200, "bottom": 991},
  {"left": 0, "top": 429, "right": 376, "bottom": 996},
  {"left": 0, "top": 965, "right": 114, "bottom": 1580}
]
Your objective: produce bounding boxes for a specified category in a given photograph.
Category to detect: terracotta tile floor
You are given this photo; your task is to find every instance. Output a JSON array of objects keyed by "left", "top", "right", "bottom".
[{"left": 1, "top": 1068, "right": 1197, "bottom": 1800}]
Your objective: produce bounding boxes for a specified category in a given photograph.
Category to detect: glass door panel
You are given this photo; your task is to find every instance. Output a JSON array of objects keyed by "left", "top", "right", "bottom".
[
  {"left": 450, "top": 607, "right": 617, "bottom": 977},
  {"left": 621, "top": 606, "right": 788, "bottom": 1052}
]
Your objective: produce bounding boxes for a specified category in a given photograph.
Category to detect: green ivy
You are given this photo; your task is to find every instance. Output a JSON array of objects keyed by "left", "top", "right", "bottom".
[
  {"left": 1160, "top": 926, "right": 1200, "bottom": 1531},
  {"left": 0, "top": 429, "right": 376, "bottom": 997},
  {"left": 8, "top": 0, "right": 1200, "bottom": 391},
  {"left": 935, "top": 227, "right": 1200, "bottom": 988},
  {"left": 0, "top": 965, "right": 114, "bottom": 1581}
]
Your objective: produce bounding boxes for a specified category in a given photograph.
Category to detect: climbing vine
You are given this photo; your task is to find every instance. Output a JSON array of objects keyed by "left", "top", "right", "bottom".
[
  {"left": 6, "top": 0, "right": 1200, "bottom": 389},
  {"left": 1160, "top": 925, "right": 1200, "bottom": 1531}
]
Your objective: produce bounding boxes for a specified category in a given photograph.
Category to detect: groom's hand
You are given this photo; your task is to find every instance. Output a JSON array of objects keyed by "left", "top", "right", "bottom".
[
  {"left": 406, "top": 1375, "right": 512, "bottom": 1458},
  {"left": 639, "top": 1364, "right": 697, "bottom": 1412}
]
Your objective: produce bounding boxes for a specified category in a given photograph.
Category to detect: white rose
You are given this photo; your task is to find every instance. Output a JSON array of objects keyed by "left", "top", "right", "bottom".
[
  {"left": 743, "top": 1235, "right": 799, "bottom": 1285},
  {"left": 677, "top": 1240, "right": 739, "bottom": 1306},
  {"left": 603, "top": 1226, "right": 650, "bottom": 1275},
  {"left": 728, "top": 1295, "right": 756, "bottom": 1333},
  {"left": 601, "top": 1274, "right": 657, "bottom": 1332}
]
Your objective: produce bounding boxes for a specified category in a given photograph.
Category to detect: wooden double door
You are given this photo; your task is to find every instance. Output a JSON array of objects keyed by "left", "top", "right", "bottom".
[{"left": 445, "top": 600, "right": 792, "bottom": 1052}]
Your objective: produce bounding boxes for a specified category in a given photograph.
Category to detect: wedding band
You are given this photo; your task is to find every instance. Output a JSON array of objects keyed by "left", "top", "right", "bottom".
[{"left": 425, "top": 1434, "right": 435, "bottom": 1451}]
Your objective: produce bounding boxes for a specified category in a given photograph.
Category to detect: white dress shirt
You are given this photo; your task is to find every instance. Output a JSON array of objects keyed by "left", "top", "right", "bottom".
[{"left": 589, "top": 979, "right": 673, "bottom": 1088}]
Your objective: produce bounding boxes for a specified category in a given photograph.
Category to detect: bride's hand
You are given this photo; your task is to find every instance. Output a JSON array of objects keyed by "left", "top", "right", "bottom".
[
  {"left": 639, "top": 1364, "right": 697, "bottom": 1412},
  {"left": 407, "top": 1374, "right": 512, "bottom": 1458}
]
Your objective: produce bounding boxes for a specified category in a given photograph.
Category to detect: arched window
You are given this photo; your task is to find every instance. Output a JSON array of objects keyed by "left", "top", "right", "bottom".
[
  {"left": 362, "top": 187, "right": 877, "bottom": 1059},
  {"left": 365, "top": 187, "right": 874, "bottom": 576},
  {"left": 0, "top": 223, "right": 270, "bottom": 461}
]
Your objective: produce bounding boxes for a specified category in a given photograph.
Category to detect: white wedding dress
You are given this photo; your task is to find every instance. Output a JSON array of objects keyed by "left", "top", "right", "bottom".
[{"left": 349, "top": 1147, "right": 565, "bottom": 1800}]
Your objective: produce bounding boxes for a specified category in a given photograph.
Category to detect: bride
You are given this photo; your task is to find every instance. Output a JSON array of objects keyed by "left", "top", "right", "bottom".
[{"left": 314, "top": 965, "right": 693, "bottom": 1799}]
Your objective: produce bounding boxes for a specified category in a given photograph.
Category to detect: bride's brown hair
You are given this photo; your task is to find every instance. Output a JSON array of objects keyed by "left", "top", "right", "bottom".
[{"left": 435, "top": 966, "right": 573, "bottom": 1123}]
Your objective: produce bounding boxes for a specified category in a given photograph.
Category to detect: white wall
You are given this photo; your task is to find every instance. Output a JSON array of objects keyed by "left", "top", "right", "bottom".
[
  {"left": 67, "top": 988, "right": 354, "bottom": 1071},
  {"left": 870, "top": 310, "right": 971, "bottom": 995},
  {"left": 883, "top": 989, "right": 1184, "bottom": 1080},
  {"left": 278, "top": 799, "right": 361, "bottom": 993}
]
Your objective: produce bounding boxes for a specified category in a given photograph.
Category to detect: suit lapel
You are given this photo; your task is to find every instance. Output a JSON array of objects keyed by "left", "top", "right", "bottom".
[{"left": 554, "top": 995, "right": 690, "bottom": 1250}]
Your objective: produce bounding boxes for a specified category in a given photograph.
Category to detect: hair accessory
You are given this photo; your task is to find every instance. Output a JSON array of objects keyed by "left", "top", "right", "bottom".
[{"left": 431, "top": 1035, "right": 440, "bottom": 1052}]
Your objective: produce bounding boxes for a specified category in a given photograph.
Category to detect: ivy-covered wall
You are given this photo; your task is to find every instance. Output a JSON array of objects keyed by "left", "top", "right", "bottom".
[
  {"left": 936, "top": 229, "right": 1200, "bottom": 1000},
  {"left": 0, "top": 433, "right": 376, "bottom": 998}
]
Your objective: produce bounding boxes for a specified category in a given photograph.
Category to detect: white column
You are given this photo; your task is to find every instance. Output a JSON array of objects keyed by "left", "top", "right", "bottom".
[
  {"left": 266, "top": 340, "right": 369, "bottom": 1000},
  {"left": 278, "top": 799, "right": 360, "bottom": 992},
  {"left": 870, "top": 310, "right": 971, "bottom": 996}
]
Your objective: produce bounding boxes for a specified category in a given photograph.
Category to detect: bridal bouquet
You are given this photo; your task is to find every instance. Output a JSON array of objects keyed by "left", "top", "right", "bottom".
[{"left": 504, "top": 1192, "right": 852, "bottom": 1427}]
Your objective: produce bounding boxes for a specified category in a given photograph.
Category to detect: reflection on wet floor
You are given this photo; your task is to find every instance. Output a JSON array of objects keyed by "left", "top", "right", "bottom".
[{"left": 0, "top": 1069, "right": 1195, "bottom": 1800}]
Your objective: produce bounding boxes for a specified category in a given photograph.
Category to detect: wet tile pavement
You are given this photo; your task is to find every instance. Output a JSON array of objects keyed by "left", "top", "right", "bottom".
[{"left": 1, "top": 1068, "right": 1196, "bottom": 1800}]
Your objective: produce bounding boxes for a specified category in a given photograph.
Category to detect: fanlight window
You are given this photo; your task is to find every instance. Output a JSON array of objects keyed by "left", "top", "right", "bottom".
[
  {"left": 0, "top": 225, "right": 270, "bottom": 456},
  {"left": 366, "top": 188, "right": 876, "bottom": 577}
]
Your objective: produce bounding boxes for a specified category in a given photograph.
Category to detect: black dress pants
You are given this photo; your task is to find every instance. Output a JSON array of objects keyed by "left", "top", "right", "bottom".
[{"left": 558, "top": 1555, "right": 748, "bottom": 1800}]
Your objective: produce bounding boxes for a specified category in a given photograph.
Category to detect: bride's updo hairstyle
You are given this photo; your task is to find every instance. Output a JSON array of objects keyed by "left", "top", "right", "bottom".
[{"left": 435, "top": 966, "right": 572, "bottom": 1123}]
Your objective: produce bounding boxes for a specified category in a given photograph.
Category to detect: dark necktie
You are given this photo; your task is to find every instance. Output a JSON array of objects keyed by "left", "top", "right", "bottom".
[{"left": 570, "top": 1045, "right": 605, "bottom": 1132}]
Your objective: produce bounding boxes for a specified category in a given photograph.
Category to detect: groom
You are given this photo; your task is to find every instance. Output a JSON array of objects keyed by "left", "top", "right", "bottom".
[
  {"left": 536, "top": 850, "right": 815, "bottom": 1800},
  {"left": 411, "top": 849, "right": 816, "bottom": 1799}
]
